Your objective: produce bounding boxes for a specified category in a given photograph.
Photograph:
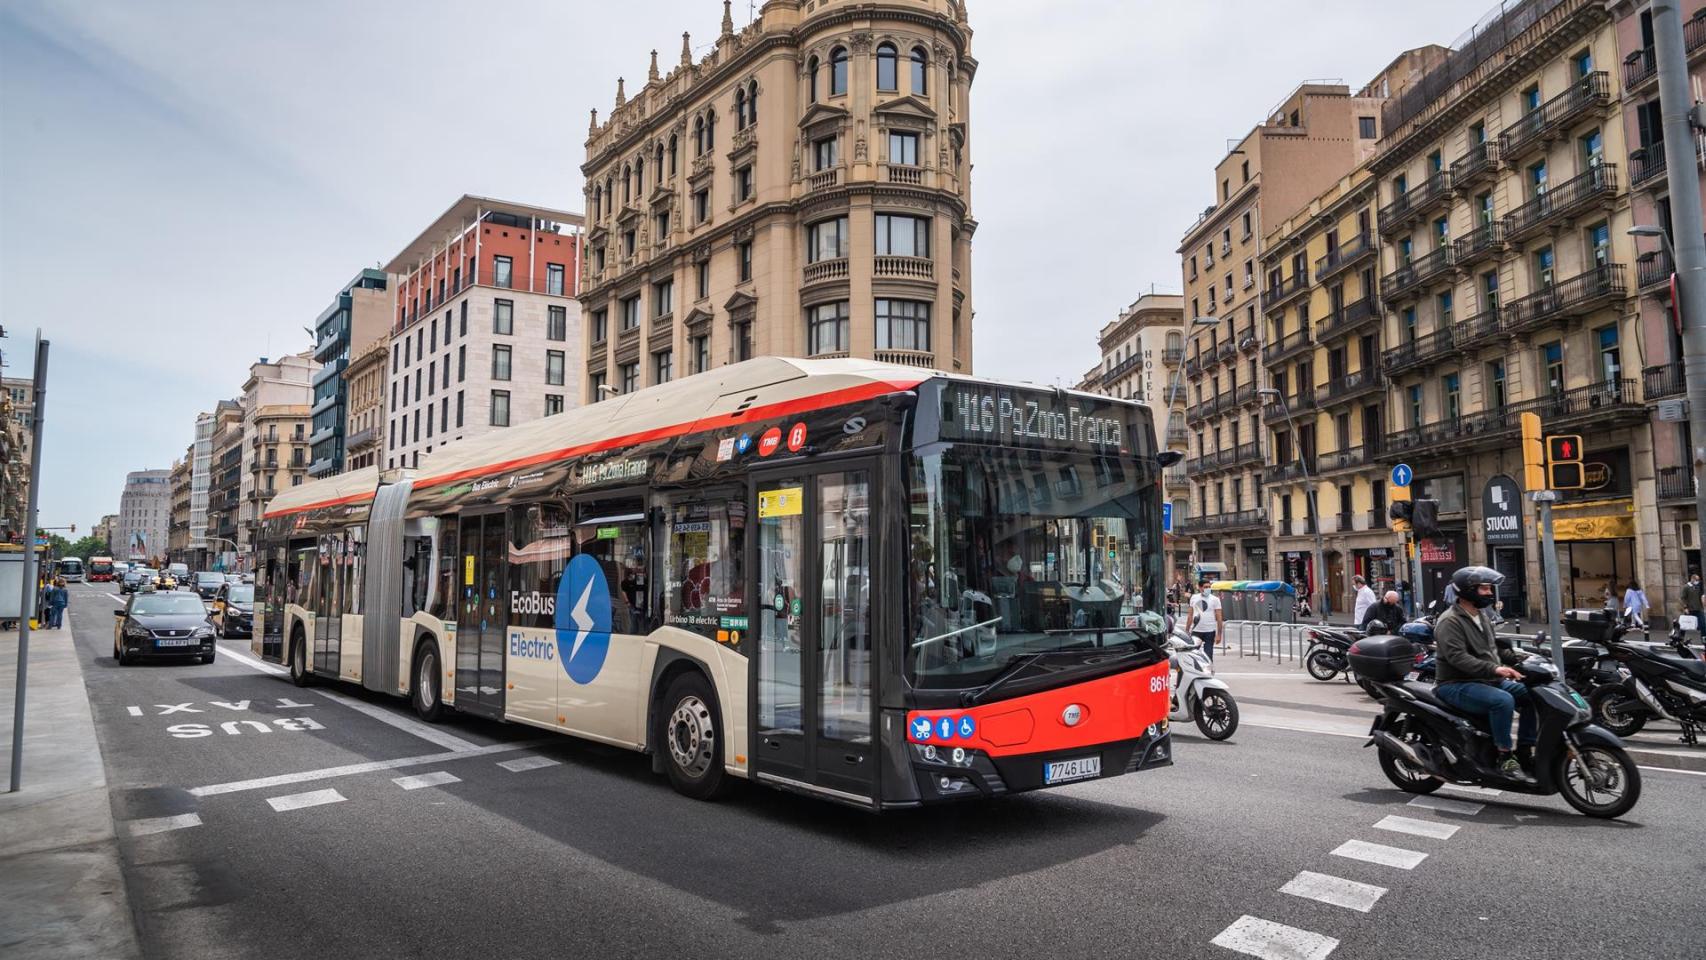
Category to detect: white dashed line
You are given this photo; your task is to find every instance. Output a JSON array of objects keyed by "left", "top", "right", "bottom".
[
  {"left": 1406, "top": 794, "right": 1484, "bottom": 816},
  {"left": 188, "top": 740, "right": 548, "bottom": 797},
  {"left": 266, "top": 788, "right": 346, "bottom": 812},
  {"left": 1280, "top": 870, "right": 1388, "bottom": 913},
  {"left": 1211, "top": 915, "right": 1339, "bottom": 960},
  {"left": 1439, "top": 784, "right": 1503, "bottom": 799},
  {"left": 498, "top": 755, "right": 559, "bottom": 773},
  {"left": 393, "top": 771, "right": 461, "bottom": 791},
  {"left": 126, "top": 706, "right": 143, "bottom": 717},
  {"left": 125, "top": 813, "right": 202, "bottom": 837},
  {"left": 1331, "top": 838, "right": 1428, "bottom": 870},
  {"left": 1373, "top": 814, "right": 1460, "bottom": 840}
]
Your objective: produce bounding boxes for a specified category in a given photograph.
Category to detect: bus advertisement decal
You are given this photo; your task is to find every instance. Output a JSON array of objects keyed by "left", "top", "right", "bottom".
[{"left": 555, "top": 555, "right": 613, "bottom": 685}]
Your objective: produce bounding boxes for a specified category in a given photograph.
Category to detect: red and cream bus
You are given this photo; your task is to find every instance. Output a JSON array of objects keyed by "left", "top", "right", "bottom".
[{"left": 255, "top": 357, "right": 1174, "bottom": 808}]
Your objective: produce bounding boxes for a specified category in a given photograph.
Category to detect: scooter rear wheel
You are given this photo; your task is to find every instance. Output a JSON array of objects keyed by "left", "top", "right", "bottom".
[
  {"left": 1306, "top": 650, "right": 1340, "bottom": 681},
  {"left": 1555, "top": 743, "right": 1641, "bottom": 819},
  {"left": 1377, "top": 743, "right": 1443, "bottom": 794}
]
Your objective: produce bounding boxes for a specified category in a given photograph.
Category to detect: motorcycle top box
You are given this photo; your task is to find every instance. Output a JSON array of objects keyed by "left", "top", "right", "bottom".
[
  {"left": 1348, "top": 635, "right": 1418, "bottom": 682},
  {"left": 1562, "top": 608, "right": 1616, "bottom": 643}
]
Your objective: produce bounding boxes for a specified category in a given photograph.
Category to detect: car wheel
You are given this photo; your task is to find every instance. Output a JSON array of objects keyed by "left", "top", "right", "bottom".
[
  {"left": 114, "top": 636, "right": 127, "bottom": 666},
  {"left": 411, "top": 639, "right": 445, "bottom": 722},
  {"left": 658, "top": 671, "right": 732, "bottom": 801}
]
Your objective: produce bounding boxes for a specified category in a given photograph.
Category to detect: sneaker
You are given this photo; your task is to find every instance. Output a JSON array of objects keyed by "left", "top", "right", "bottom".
[{"left": 1498, "top": 754, "right": 1535, "bottom": 784}]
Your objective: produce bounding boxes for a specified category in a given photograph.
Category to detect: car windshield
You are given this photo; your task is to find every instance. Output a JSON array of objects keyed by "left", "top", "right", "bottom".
[
  {"left": 227, "top": 586, "right": 255, "bottom": 603},
  {"left": 131, "top": 594, "right": 208, "bottom": 616},
  {"left": 196, "top": 574, "right": 223, "bottom": 584},
  {"left": 906, "top": 445, "right": 1163, "bottom": 689}
]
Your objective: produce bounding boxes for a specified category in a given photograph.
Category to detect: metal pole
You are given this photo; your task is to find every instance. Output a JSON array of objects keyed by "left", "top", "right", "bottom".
[
  {"left": 1654, "top": 1, "right": 1706, "bottom": 577},
  {"left": 10, "top": 337, "right": 49, "bottom": 793},
  {"left": 1535, "top": 492, "right": 1568, "bottom": 674}
]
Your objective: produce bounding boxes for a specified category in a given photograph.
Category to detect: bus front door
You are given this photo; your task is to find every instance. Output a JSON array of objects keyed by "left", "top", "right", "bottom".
[
  {"left": 454, "top": 513, "right": 507, "bottom": 719},
  {"left": 752, "top": 468, "right": 875, "bottom": 804}
]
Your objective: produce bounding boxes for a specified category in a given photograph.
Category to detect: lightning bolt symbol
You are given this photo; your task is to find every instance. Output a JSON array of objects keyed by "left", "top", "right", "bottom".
[{"left": 568, "top": 579, "right": 596, "bottom": 659}]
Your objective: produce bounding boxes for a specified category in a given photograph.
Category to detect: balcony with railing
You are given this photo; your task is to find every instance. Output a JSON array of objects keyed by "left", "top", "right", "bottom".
[
  {"left": 1163, "top": 346, "right": 1184, "bottom": 365},
  {"left": 1380, "top": 245, "right": 1454, "bottom": 301},
  {"left": 1501, "top": 164, "right": 1617, "bottom": 244},
  {"left": 1316, "top": 297, "right": 1379, "bottom": 341},
  {"left": 1315, "top": 368, "right": 1385, "bottom": 408},
  {"left": 1382, "top": 327, "right": 1454, "bottom": 375},
  {"left": 1228, "top": 440, "right": 1264, "bottom": 469},
  {"left": 1630, "top": 145, "right": 1667, "bottom": 188},
  {"left": 1237, "top": 325, "right": 1259, "bottom": 353},
  {"left": 874, "top": 349, "right": 937, "bottom": 368},
  {"left": 1318, "top": 444, "right": 1375, "bottom": 475},
  {"left": 1499, "top": 263, "right": 1625, "bottom": 335},
  {"left": 1263, "top": 327, "right": 1313, "bottom": 365},
  {"left": 1379, "top": 171, "right": 1452, "bottom": 235},
  {"left": 1644, "top": 361, "right": 1685, "bottom": 401},
  {"left": 1234, "top": 382, "right": 1259, "bottom": 408},
  {"left": 802, "top": 257, "right": 849, "bottom": 286},
  {"left": 1314, "top": 233, "right": 1375, "bottom": 284},
  {"left": 1637, "top": 249, "right": 1674, "bottom": 294},
  {"left": 1185, "top": 354, "right": 1203, "bottom": 378},
  {"left": 1452, "top": 303, "right": 1504, "bottom": 352},
  {"left": 1266, "top": 459, "right": 1309, "bottom": 484},
  {"left": 1164, "top": 465, "right": 1190, "bottom": 489},
  {"left": 1166, "top": 423, "right": 1190, "bottom": 445},
  {"left": 1450, "top": 139, "right": 1500, "bottom": 190},
  {"left": 1538, "top": 379, "right": 1646, "bottom": 429},
  {"left": 1385, "top": 403, "right": 1532, "bottom": 461},
  {"left": 1216, "top": 340, "right": 1237, "bottom": 363},
  {"left": 1658, "top": 465, "right": 1699, "bottom": 503},
  {"left": 1498, "top": 72, "right": 1610, "bottom": 161},
  {"left": 1624, "top": 47, "right": 1657, "bottom": 91},
  {"left": 1690, "top": 9, "right": 1706, "bottom": 54},
  {"left": 1261, "top": 273, "right": 1311, "bottom": 312},
  {"left": 1452, "top": 220, "right": 1506, "bottom": 268},
  {"left": 1261, "top": 392, "right": 1316, "bottom": 425},
  {"left": 873, "top": 256, "right": 934, "bottom": 281},
  {"left": 1176, "top": 509, "right": 1269, "bottom": 536},
  {"left": 1280, "top": 517, "right": 1320, "bottom": 537}
]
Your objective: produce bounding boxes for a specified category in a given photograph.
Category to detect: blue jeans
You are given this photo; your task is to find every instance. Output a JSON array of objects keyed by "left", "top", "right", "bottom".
[
  {"left": 1193, "top": 633, "right": 1216, "bottom": 662},
  {"left": 1435, "top": 679, "right": 1537, "bottom": 752}
]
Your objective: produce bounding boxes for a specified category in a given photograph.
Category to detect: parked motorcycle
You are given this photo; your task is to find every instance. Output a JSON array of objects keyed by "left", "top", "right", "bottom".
[
  {"left": 1589, "top": 622, "right": 1706, "bottom": 745},
  {"left": 1167, "top": 630, "right": 1239, "bottom": 740},
  {"left": 1305, "top": 625, "right": 1365, "bottom": 683},
  {"left": 1354, "top": 633, "right": 1641, "bottom": 819}
]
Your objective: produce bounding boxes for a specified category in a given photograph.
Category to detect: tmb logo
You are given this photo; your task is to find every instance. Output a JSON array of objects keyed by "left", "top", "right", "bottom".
[{"left": 554, "top": 555, "right": 613, "bottom": 684}]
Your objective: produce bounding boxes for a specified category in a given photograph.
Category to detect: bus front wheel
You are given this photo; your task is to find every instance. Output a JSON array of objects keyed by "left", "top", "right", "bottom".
[
  {"left": 289, "top": 628, "right": 310, "bottom": 688},
  {"left": 659, "top": 671, "right": 731, "bottom": 801},
  {"left": 411, "top": 639, "right": 445, "bottom": 722}
]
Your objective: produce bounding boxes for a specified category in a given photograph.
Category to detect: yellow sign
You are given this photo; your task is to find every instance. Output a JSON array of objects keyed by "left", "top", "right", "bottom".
[
  {"left": 1538, "top": 515, "right": 1637, "bottom": 541},
  {"left": 464, "top": 554, "right": 475, "bottom": 585},
  {"left": 758, "top": 487, "right": 804, "bottom": 518}
]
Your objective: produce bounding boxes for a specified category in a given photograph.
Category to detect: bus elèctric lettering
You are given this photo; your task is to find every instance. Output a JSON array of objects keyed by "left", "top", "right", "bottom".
[{"left": 254, "top": 358, "right": 1172, "bottom": 808}]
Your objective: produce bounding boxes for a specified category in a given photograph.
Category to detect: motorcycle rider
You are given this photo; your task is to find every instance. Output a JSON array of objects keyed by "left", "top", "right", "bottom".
[{"left": 1432, "top": 566, "right": 1537, "bottom": 783}]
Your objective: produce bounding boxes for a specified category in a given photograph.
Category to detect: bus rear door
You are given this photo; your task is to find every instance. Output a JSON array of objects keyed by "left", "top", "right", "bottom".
[{"left": 454, "top": 512, "right": 507, "bottom": 719}]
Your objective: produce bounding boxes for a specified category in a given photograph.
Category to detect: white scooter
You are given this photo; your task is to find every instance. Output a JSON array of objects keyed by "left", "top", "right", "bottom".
[{"left": 1167, "top": 628, "right": 1239, "bottom": 740}]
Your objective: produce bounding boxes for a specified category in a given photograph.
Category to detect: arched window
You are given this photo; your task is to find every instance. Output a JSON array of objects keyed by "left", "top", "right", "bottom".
[
  {"left": 807, "top": 55, "right": 819, "bottom": 102},
  {"left": 705, "top": 108, "right": 715, "bottom": 149},
  {"left": 622, "top": 164, "right": 631, "bottom": 204},
  {"left": 734, "top": 88, "right": 746, "bottom": 130},
  {"left": 911, "top": 46, "right": 928, "bottom": 95},
  {"left": 876, "top": 42, "right": 897, "bottom": 92},
  {"left": 654, "top": 143, "right": 664, "bottom": 177},
  {"left": 830, "top": 46, "right": 848, "bottom": 96},
  {"left": 634, "top": 156, "right": 644, "bottom": 196},
  {"left": 605, "top": 176, "right": 613, "bottom": 216},
  {"left": 668, "top": 134, "right": 678, "bottom": 175},
  {"left": 748, "top": 80, "right": 758, "bottom": 126},
  {"left": 592, "top": 186, "right": 602, "bottom": 222},
  {"left": 1166, "top": 331, "right": 1183, "bottom": 352},
  {"left": 694, "top": 115, "right": 705, "bottom": 155}
]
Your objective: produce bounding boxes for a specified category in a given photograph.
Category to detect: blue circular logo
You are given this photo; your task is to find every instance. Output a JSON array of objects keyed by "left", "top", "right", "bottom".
[
  {"left": 935, "top": 716, "right": 955, "bottom": 741},
  {"left": 910, "top": 716, "right": 932, "bottom": 741},
  {"left": 957, "top": 715, "right": 977, "bottom": 740},
  {"left": 555, "top": 555, "right": 613, "bottom": 684}
]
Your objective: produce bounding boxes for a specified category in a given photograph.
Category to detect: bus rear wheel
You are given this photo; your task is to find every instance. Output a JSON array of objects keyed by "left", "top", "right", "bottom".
[
  {"left": 412, "top": 640, "right": 445, "bottom": 722},
  {"left": 659, "top": 671, "right": 731, "bottom": 801},
  {"left": 289, "top": 628, "right": 310, "bottom": 687}
]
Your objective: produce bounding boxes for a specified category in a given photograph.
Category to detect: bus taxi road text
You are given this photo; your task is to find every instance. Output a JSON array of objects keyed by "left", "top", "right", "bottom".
[{"left": 123, "top": 697, "right": 326, "bottom": 739}]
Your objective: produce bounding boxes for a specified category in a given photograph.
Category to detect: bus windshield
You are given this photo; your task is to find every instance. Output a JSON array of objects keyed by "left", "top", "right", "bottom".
[
  {"left": 906, "top": 445, "right": 1163, "bottom": 689},
  {"left": 59, "top": 558, "right": 84, "bottom": 575}
]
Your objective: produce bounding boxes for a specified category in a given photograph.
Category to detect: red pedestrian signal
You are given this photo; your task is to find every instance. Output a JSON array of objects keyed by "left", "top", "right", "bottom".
[{"left": 1546, "top": 434, "right": 1582, "bottom": 464}]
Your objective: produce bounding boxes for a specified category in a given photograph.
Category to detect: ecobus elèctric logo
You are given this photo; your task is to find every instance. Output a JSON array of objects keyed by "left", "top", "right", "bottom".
[{"left": 555, "top": 555, "right": 613, "bottom": 684}]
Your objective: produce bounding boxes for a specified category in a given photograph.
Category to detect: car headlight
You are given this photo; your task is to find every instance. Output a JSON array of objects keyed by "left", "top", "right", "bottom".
[
  {"left": 192, "top": 626, "right": 215, "bottom": 639},
  {"left": 124, "top": 624, "right": 150, "bottom": 640}
]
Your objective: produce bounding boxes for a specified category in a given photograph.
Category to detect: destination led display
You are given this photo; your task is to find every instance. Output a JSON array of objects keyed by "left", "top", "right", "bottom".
[{"left": 936, "top": 383, "right": 1128, "bottom": 452}]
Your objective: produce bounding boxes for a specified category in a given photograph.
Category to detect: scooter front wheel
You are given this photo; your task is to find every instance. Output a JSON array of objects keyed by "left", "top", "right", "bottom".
[
  {"left": 1306, "top": 649, "right": 1340, "bottom": 681},
  {"left": 1195, "top": 690, "right": 1239, "bottom": 741},
  {"left": 1555, "top": 743, "right": 1641, "bottom": 819}
]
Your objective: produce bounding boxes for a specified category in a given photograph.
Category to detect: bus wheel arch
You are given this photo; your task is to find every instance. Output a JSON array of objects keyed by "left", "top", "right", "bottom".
[{"left": 650, "top": 654, "right": 732, "bottom": 800}]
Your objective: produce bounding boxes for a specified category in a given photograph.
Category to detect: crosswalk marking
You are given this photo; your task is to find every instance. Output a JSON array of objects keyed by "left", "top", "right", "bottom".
[
  {"left": 1330, "top": 838, "right": 1428, "bottom": 870},
  {"left": 497, "top": 755, "right": 559, "bottom": 773},
  {"left": 1280, "top": 870, "right": 1388, "bottom": 913},
  {"left": 1439, "top": 784, "right": 1502, "bottom": 799},
  {"left": 266, "top": 788, "right": 346, "bottom": 812},
  {"left": 1406, "top": 794, "right": 1484, "bottom": 816},
  {"left": 125, "top": 813, "right": 201, "bottom": 837},
  {"left": 1211, "top": 915, "right": 1339, "bottom": 960},
  {"left": 393, "top": 771, "right": 461, "bottom": 791},
  {"left": 1373, "top": 814, "right": 1460, "bottom": 839}
]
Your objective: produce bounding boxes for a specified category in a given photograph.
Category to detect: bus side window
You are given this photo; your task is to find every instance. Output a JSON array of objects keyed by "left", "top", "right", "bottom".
[
  {"left": 574, "top": 498, "right": 648, "bottom": 635},
  {"left": 662, "top": 496, "right": 747, "bottom": 649},
  {"left": 401, "top": 537, "right": 431, "bottom": 617},
  {"left": 431, "top": 519, "right": 459, "bottom": 622}
]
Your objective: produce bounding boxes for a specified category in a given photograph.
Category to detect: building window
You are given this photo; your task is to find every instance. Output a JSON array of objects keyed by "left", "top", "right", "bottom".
[
  {"left": 546, "top": 263, "right": 566, "bottom": 296},
  {"left": 492, "top": 299, "right": 514, "bottom": 335},
  {"left": 1541, "top": 341, "right": 1564, "bottom": 394},
  {"left": 830, "top": 46, "right": 848, "bottom": 95},
  {"left": 391, "top": 342, "right": 399, "bottom": 374},
  {"left": 547, "top": 305, "right": 567, "bottom": 341},
  {"left": 875, "top": 298, "right": 930, "bottom": 351},
  {"left": 807, "top": 55, "right": 819, "bottom": 102},
  {"left": 734, "top": 320, "right": 754, "bottom": 361},
  {"left": 734, "top": 87, "right": 748, "bottom": 130},
  {"left": 622, "top": 229, "right": 636, "bottom": 258},
  {"left": 911, "top": 45, "right": 928, "bottom": 95},
  {"left": 654, "top": 349, "right": 673, "bottom": 384},
  {"left": 1534, "top": 245, "right": 1554, "bottom": 288},
  {"left": 456, "top": 390, "right": 464, "bottom": 427},
  {"left": 590, "top": 372, "right": 607, "bottom": 403},
  {"left": 594, "top": 246, "right": 607, "bottom": 272},
  {"left": 491, "top": 390, "right": 510, "bottom": 426},
  {"left": 888, "top": 131, "right": 919, "bottom": 166},
  {"left": 547, "top": 350, "right": 565, "bottom": 386},
  {"left": 492, "top": 345, "right": 512, "bottom": 381},
  {"left": 693, "top": 189, "right": 710, "bottom": 224},
  {"left": 1522, "top": 84, "right": 1541, "bottom": 114},
  {"left": 875, "top": 213, "right": 929, "bottom": 256},
  {"left": 655, "top": 210, "right": 670, "bottom": 240},
  {"left": 1241, "top": 212, "right": 1252, "bottom": 239},
  {"left": 1442, "top": 372, "right": 1461, "bottom": 420},
  {"left": 808, "top": 216, "right": 848, "bottom": 262},
  {"left": 814, "top": 136, "right": 838, "bottom": 171},
  {"left": 650, "top": 280, "right": 672, "bottom": 318},
  {"left": 696, "top": 260, "right": 710, "bottom": 299},
  {"left": 1596, "top": 325, "right": 1621, "bottom": 382},
  {"left": 1406, "top": 384, "right": 1423, "bottom": 427},
  {"left": 807, "top": 301, "right": 850, "bottom": 355},
  {"left": 493, "top": 256, "right": 513, "bottom": 289},
  {"left": 668, "top": 134, "right": 679, "bottom": 176},
  {"left": 737, "top": 241, "right": 752, "bottom": 282},
  {"left": 546, "top": 394, "right": 564, "bottom": 416},
  {"left": 1487, "top": 359, "right": 1507, "bottom": 409},
  {"left": 736, "top": 164, "right": 754, "bottom": 201},
  {"left": 619, "top": 362, "right": 639, "bottom": 393},
  {"left": 620, "top": 295, "right": 641, "bottom": 331},
  {"left": 459, "top": 300, "right": 468, "bottom": 336},
  {"left": 457, "top": 345, "right": 466, "bottom": 382},
  {"left": 692, "top": 334, "right": 710, "bottom": 374},
  {"left": 1358, "top": 115, "right": 1376, "bottom": 138},
  {"left": 876, "top": 42, "right": 898, "bottom": 91},
  {"left": 1587, "top": 221, "right": 1610, "bottom": 267},
  {"left": 591, "top": 308, "right": 608, "bottom": 343},
  {"left": 1437, "top": 291, "right": 1453, "bottom": 327}
]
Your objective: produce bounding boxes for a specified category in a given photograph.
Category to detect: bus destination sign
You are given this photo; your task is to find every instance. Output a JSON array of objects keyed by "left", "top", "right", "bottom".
[{"left": 938, "top": 384, "right": 1125, "bottom": 451}]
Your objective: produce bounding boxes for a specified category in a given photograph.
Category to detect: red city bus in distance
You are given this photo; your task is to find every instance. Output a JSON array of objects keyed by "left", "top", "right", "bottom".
[
  {"left": 255, "top": 358, "right": 1174, "bottom": 808},
  {"left": 89, "top": 556, "right": 117, "bottom": 582}
]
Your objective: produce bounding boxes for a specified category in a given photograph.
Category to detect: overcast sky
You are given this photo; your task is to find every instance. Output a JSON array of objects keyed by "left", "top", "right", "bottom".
[{"left": 1, "top": 0, "right": 1494, "bottom": 535}]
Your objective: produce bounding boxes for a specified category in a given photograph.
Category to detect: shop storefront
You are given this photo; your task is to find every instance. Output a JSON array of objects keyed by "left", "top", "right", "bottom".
[
  {"left": 1417, "top": 530, "right": 1469, "bottom": 609},
  {"left": 1547, "top": 509, "right": 1638, "bottom": 611},
  {"left": 1352, "top": 547, "right": 1397, "bottom": 595},
  {"left": 1243, "top": 540, "right": 1269, "bottom": 581}
]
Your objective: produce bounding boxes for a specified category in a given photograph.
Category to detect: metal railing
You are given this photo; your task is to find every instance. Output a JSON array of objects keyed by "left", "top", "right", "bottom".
[
  {"left": 1453, "top": 220, "right": 1506, "bottom": 265},
  {"left": 1499, "top": 71, "right": 1610, "bottom": 159},
  {"left": 1502, "top": 164, "right": 1616, "bottom": 239},
  {"left": 1263, "top": 327, "right": 1313, "bottom": 364},
  {"left": 1451, "top": 139, "right": 1500, "bottom": 185},
  {"left": 1644, "top": 361, "right": 1685, "bottom": 400},
  {"left": 1316, "top": 297, "right": 1378, "bottom": 339},
  {"left": 1453, "top": 304, "right": 1504, "bottom": 349},
  {"left": 1539, "top": 378, "right": 1643, "bottom": 422},
  {"left": 1499, "top": 263, "right": 1625, "bottom": 334},
  {"left": 1261, "top": 273, "right": 1310, "bottom": 311},
  {"left": 1163, "top": 346, "right": 1185, "bottom": 364},
  {"left": 1624, "top": 47, "right": 1657, "bottom": 89},
  {"left": 1637, "top": 249, "right": 1674, "bottom": 291},
  {"left": 1316, "top": 368, "right": 1384, "bottom": 407},
  {"left": 1382, "top": 327, "right": 1454, "bottom": 374},
  {"left": 1658, "top": 465, "right": 1699, "bottom": 502},
  {"left": 1380, "top": 170, "right": 1452, "bottom": 231},
  {"left": 1313, "top": 233, "right": 1375, "bottom": 283},
  {"left": 1380, "top": 245, "right": 1454, "bottom": 300}
]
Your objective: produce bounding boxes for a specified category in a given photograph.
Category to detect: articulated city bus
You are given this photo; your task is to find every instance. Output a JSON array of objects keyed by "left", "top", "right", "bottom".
[{"left": 255, "top": 357, "right": 1174, "bottom": 808}]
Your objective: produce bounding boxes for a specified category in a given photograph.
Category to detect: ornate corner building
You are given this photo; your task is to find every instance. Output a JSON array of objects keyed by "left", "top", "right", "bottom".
[{"left": 579, "top": 0, "right": 976, "bottom": 399}]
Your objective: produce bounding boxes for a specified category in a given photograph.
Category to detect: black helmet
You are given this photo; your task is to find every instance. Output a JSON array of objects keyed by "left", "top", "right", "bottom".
[{"left": 1450, "top": 566, "right": 1504, "bottom": 608}]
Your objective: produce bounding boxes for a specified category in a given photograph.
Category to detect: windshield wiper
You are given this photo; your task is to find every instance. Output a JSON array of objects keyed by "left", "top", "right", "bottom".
[{"left": 962, "top": 652, "right": 1048, "bottom": 707}]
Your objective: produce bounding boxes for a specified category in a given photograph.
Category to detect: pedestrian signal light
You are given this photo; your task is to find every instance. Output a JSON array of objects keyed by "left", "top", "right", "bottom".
[
  {"left": 1520, "top": 412, "right": 1545, "bottom": 493},
  {"left": 1546, "top": 434, "right": 1583, "bottom": 464},
  {"left": 1548, "top": 461, "right": 1585, "bottom": 490}
]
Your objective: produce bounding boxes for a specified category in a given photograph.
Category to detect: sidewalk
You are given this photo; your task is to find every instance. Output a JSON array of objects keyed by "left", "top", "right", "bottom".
[{"left": 0, "top": 625, "right": 141, "bottom": 960}]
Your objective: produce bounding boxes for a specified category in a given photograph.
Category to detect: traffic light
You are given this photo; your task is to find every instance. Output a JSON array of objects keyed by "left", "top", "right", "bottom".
[
  {"left": 1546, "top": 435, "right": 1583, "bottom": 464},
  {"left": 1545, "top": 433, "right": 1585, "bottom": 491},
  {"left": 1413, "top": 498, "right": 1441, "bottom": 538},
  {"left": 1520, "top": 412, "right": 1546, "bottom": 493},
  {"left": 1389, "top": 483, "right": 1413, "bottom": 532}
]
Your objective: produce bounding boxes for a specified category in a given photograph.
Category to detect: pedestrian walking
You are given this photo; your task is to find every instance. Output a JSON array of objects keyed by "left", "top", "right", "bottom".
[
  {"left": 1188, "top": 580, "right": 1224, "bottom": 662},
  {"left": 1621, "top": 580, "right": 1650, "bottom": 630},
  {"left": 1683, "top": 570, "right": 1704, "bottom": 640},
  {"left": 48, "top": 577, "right": 69, "bottom": 629},
  {"left": 1352, "top": 575, "right": 1377, "bottom": 628},
  {"left": 1602, "top": 580, "right": 1622, "bottom": 614}
]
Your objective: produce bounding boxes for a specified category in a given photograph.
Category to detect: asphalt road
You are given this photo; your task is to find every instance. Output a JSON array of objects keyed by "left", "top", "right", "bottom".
[{"left": 67, "top": 584, "right": 1706, "bottom": 960}]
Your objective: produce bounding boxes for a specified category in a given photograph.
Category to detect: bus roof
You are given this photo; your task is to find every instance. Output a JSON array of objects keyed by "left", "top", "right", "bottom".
[{"left": 264, "top": 356, "right": 932, "bottom": 519}]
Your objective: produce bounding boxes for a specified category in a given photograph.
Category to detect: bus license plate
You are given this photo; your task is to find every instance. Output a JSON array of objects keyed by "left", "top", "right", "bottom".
[
  {"left": 1044, "top": 756, "right": 1101, "bottom": 785},
  {"left": 155, "top": 637, "right": 197, "bottom": 647}
]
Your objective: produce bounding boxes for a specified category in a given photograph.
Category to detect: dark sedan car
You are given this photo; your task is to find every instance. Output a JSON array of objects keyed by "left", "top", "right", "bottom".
[
  {"left": 112, "top": 591, "right": 217, "bottom": 665},
  {"left": 192, "top": 571, "right": 227, "bottom": 600},
  {"left": 210, "top": 583, "right": 255, "bottom": 638}
]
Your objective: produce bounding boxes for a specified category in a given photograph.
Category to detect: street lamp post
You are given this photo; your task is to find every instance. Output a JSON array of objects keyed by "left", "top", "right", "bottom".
[{"left": 1261, "top": 387, "right": 1328, "bottom": 623}]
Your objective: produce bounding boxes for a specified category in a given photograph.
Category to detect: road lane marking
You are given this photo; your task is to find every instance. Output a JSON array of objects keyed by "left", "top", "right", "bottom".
[
  {"left": 1439, "top": 784, "right": 1502, "bottom": 799},
  {"left": 218, "top": 642, "right": 480, "bottom": 753},
  {"left": 1373, "top": 814, "right": 1459, "bottom": 839},
  {"left": 188, "top": 740, "right": 550, "bottom": 797},
  {"left": 105, "top": 593, "right": 125, "bottom": 603},
  {"left": 126, "top": 706, "right": 143, "bottom": 717},
  {"left": 1280, "top": 870, "right": 1387, "bottom": 913},
  {"left": 1211, "top": 915, "right": 1338, "bottom": 960},
  {"left": 1331, "top": 839, "right": 1428, "bottom": 870},
  {"left": 125, "top": 813, "right": 202, "bottom": 837},
  {"left": 393, "top": 771, "right": 461, "bottom": 791},
  {"left": 498, "top": 755, "right": 560, "bottom": 773},
  {"left": 267, "top": 788, "right": 346, "bottom": 812},
  {"left": 1406, "top": 794, "right": 1484, "bottom": 816}
]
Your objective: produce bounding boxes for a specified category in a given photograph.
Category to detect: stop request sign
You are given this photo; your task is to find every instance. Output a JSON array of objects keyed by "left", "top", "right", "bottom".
[{"left": 1483, "top": 474, "right": 1523, "bottom": 546}]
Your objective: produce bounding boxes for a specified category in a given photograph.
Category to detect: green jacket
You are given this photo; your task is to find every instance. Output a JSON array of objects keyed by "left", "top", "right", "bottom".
[{"left": 1434, "top": 603, "right": 1523, "bottom": 684}]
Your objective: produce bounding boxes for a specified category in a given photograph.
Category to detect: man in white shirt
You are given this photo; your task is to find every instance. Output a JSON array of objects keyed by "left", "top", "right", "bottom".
[
  {"left": 1188, "top": 581, "right": 1224, "bottom": 661},
  {"left": 1352, "top": 575, "right": 1377, "bottom": 628}
]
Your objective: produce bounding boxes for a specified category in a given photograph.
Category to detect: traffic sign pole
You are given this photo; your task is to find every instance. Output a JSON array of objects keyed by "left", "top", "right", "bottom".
[{"left": 1532, "top": 490, "right": 1568, "bottom": 676}]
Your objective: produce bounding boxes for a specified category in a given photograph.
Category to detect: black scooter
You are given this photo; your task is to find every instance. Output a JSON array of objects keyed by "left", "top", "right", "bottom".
[
  {"left": 1590, "top": 623, "right": 1706, "bottom": 744},
  {"left": 1305, "top": 625, "right": 1364, "bottom": 682},
  {"left": 1357, "top": 636, "right": 1642, "bottom": 819}
]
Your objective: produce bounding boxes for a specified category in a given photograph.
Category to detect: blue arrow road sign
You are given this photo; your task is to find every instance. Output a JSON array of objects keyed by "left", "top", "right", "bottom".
[
  {"left": 1162, "top": 501, "right": 1173, "bottom": 533},
  {"left": 1391, "top": 463, "right": 1413, "bottom": 488}
]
